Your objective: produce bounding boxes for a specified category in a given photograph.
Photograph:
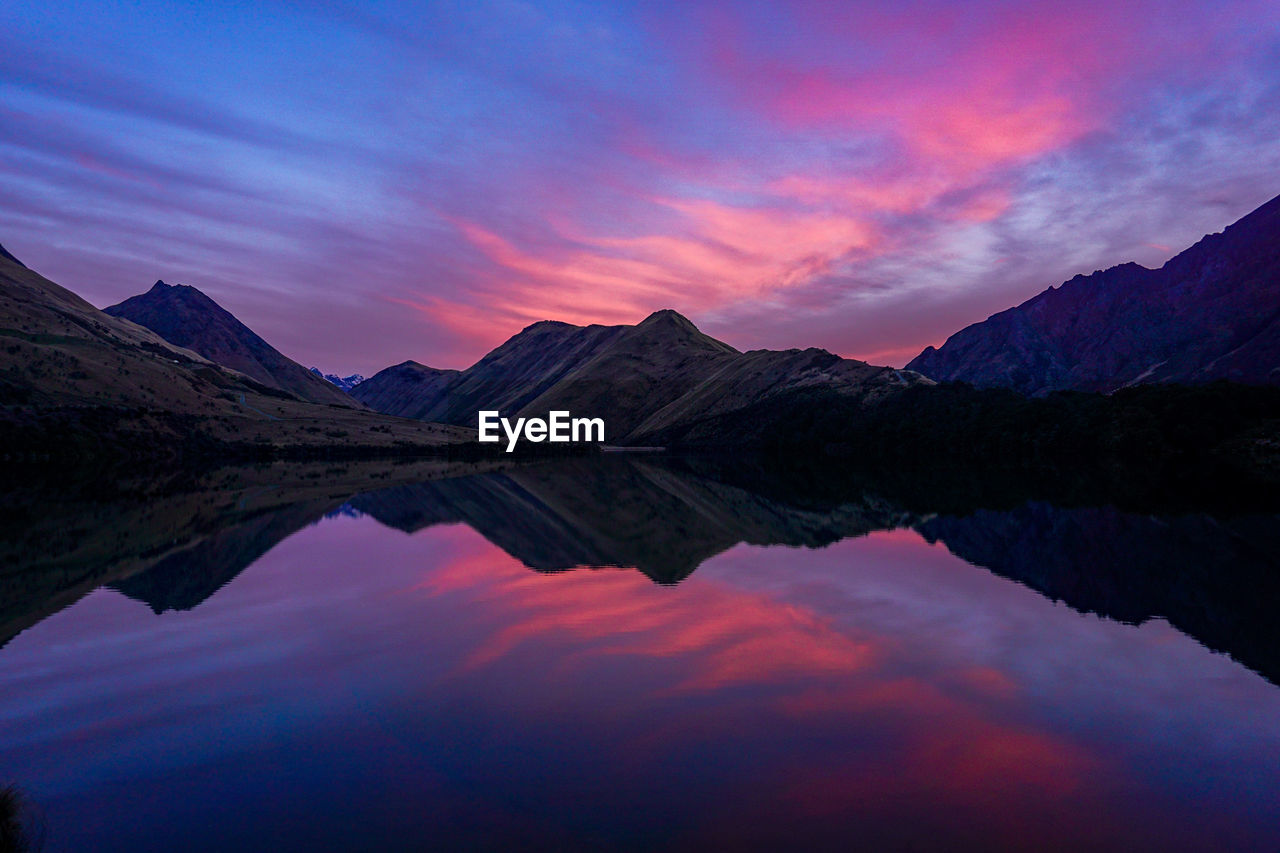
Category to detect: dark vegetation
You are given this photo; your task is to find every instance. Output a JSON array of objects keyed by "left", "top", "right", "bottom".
[
  {"left": 5, "top": 380, "right": 1278, "bottom": 503},
  {"left": 644, "top": 380, "right": 1280, "bottom": 502},
  {"left": 0, "top": 405, "right": 594, "bottom": 471}
]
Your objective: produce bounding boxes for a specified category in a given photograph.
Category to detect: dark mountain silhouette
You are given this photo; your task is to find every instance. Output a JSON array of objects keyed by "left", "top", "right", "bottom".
[
  {"left": 106, "top": 280, "right": 357, "bottom": 406},
  {"left": 348, "top": 360, "right": 460, "bottom": 420},
  {"left": 908, "top": 193, "right": 1280, "bottom": 394},
  {"left": 0, "top": 250, "right": 271, "bottom": 413},
  {"left": 628, "top": 346, "right": 920, "bottom": 444},
  {"left": 354, "top": 319, "right": 627, "bottom": 424},
  {"left": 515, "top": 309, "right": 741, "bottom": 438},
  {"left": 0, "top": 250, "right": 474, "bottom": 456},
  {"left": 355, "top": 309, "right": 929, "bottom": 443}
]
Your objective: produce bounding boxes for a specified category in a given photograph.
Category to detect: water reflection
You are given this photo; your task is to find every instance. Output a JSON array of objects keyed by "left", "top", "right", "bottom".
[
  {"left": 1, "top": 456, "right": 1278, "bottom": 850},
  {"left": 346, "top": 458, "right": 914, "bottom": 582}
]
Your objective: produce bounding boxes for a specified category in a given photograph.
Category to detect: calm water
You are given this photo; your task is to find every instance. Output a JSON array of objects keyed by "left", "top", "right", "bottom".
[{"left": 2, "top": 457, "right": 1279, "bottom": 851}]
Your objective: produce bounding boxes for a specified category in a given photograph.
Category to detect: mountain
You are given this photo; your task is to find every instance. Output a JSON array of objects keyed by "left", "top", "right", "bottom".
[
  {"left": 627, "top": 346, "right": 919, "bottom": 443},
  {"left": 907, "top": 193, "right": 1280, "bottom": 394},
  {"left": 516, "top": 309, "right": 740, "bottom": 439},
  {"left": 0, "top": 253, "right": 244, "bottom": 412},
  {"left": 105, "top": 280, "right": 357, "bottom": 407},
  {"left": 355, "top": 309, "right": 929, "bottom": 444},
  {"left": 309, "top": 368, "right": 365, "bottom": 391},
  {"left": 0, "top": 249, "right": 473, "bottom": 456},
  {"left": 348, "top": 360, "right": 460, "bottom": 420},
  {"left": 355, "top": 320, "right": 630, "bottom": 425}
]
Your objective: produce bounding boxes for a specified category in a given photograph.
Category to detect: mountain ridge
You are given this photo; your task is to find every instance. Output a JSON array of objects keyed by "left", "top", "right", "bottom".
[
  {"left": 353, "top": 309, "right": 929, "bottom": 443},
  {"left": 907, "top": 193, "right": 1280, "bottom": 394}
]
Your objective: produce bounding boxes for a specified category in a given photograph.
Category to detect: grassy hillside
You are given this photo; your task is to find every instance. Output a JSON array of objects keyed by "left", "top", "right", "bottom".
[{"left": 0, "top": 250, "right": 475, "bottom": 461}]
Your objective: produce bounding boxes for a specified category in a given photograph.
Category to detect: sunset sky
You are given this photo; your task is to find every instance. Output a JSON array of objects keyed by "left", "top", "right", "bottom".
[{"left": 3, "top": 0, "right": 1279, "bottom": 374}]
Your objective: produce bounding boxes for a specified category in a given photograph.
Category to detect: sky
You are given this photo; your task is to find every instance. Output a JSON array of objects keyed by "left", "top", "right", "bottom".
[{"left": 2, "top": 1, "right": 1279, "bottom": 375}]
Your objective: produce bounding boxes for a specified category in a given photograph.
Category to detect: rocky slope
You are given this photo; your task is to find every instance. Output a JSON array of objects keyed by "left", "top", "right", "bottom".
[
  {"left": 1, "top": 253, "right": 243, "bottom": 412},
  {"left": 908, "top": 193, "right": 1280, "bottom": 394},
  {"left": 106, "top": 280, "right": 356, "bottom": 406}
]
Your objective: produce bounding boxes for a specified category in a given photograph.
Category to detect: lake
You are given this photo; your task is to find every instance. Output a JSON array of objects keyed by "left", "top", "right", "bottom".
[{"left": 2, "top": 455, "right": 1279, "bottom": 851}]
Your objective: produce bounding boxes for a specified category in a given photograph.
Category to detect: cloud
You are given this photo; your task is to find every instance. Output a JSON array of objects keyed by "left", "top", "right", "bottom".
[{"left": 2, "top": 0, "right": 1278, "bottom": 372}]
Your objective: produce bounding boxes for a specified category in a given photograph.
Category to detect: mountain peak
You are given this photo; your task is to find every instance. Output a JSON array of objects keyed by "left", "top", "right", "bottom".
[
  {"left": 105, "top": 281, "right": 357, "bottom": 407},
  {"left": 638, "top": 308, "right": 697, "bottom": 329},
  {"left": 309, "top": 367, "right": 366, "bottom": 391},
  {"left": 631, "top": 309, "right": 737, "bottom": 355},
  {"left": 521, "top": 319, "right": 578, "bottom": 333}
]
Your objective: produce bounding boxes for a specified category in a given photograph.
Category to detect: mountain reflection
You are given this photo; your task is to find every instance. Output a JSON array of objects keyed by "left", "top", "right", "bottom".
[
  {"left": 347, "top": 457, "right": 914, "bottom": 583},
  {"left": 3, "top": 455, "right": 1279, "bottom": 684}
]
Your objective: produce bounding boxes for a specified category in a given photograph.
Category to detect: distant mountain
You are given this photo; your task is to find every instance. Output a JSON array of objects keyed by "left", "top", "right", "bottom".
[
  {"left": 106, "top": 280, "right": 357, "bottom": 407},
  {"left": 348, "top": 361, "right": 460, "bottom": 421},
  {"left": 355, "top": 319, "right": 630, "bottom": 425},
  {"left": 0, "top": 250, "right": 474, "bottom": 455},
  {"left": 0, "top": 254, "right": 260, "bottom": 413},
  {"left": 355, "top": 309, "right": 929, "bottom": 443},
  {"left": 309, "top": 367, "right": 365, "bottom": 391},
  {"left": 907, "top": 193, "right": 1280, "bottom": 394}
]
